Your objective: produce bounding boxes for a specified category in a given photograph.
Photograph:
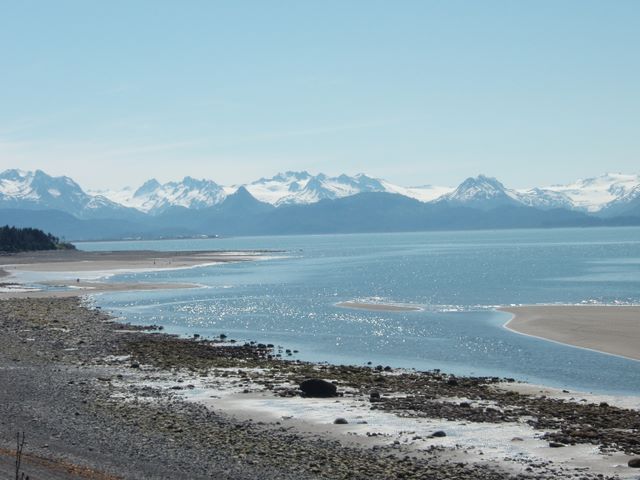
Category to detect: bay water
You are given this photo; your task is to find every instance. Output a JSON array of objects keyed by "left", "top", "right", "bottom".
[{"left": 77, "top": 227, "right": 640, "bottom": 395}]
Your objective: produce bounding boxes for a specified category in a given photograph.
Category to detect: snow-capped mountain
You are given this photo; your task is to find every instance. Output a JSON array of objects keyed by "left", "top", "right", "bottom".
[
  {"left": 437, "top": 175, "right": 522, "bottom": 210},
  {"left": 543, "top": 173, "right": 640, "bottom": 212},
  {"left": 513, "top": 188, "right": 574, "bottom": 210},
  {"left": 437, "top": 175, "right": 581, "bottom": 211},
  {"left": 95, "top": 176, "right": 227, "bottom": 214},
  {"left": 243, "top": 171, "right": 454, "bottom": 206},
  {"left": 599, "top": 183, "right": 640, "bottom": 217},
  {"left": 243, "top": 171, "right": 385, "bottom": 206},
  {"left": 378, "top": 181, "right": 453, "bottom": 203},
  {"left": 0, "top": 169, "right": 134, "bottom": 219},
  {"left": 3, "top": 169, "right": 640, "bottom": 221}
]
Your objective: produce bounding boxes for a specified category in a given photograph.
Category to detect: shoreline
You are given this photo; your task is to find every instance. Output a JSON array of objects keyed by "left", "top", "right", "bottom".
[
  {"left": 0, "top": 248, "right": 270, "bottom": 299},
  {"left": 1, "top": 250, "right": 639, "bottom": 477},
  {"left": 500, "top": 305, "right": 640, "bottom": 362},
  {"left": 0, "top": 280, "right": 201, "bottom": 298},
  {"left": 0, "top": 297, "right": 638, "bottom": 478},
  {"left": 0, "top": 248, "right": 269, "bottom": 273}
]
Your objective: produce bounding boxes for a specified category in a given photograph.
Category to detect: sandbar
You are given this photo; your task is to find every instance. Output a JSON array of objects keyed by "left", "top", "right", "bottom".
[
  {"left": 500, "top": 305, "right": 640, "bottom": 361},
  {"left": 0, "top": 249, "right": 265, "bottom": 273},
  {"left": 336, "top": 301, "right": 422, "bottom": 312},
  {"left": 0, "top": 249, "right": 268, "bottom": 299}
]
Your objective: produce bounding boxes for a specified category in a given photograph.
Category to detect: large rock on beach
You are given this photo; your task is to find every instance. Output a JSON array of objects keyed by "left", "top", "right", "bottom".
[
  {"left": 299, "top": 378, "right": 337, "bottom": 397},
  {"left": 629, "top": 457, "right": 640, "bottom": 468}
]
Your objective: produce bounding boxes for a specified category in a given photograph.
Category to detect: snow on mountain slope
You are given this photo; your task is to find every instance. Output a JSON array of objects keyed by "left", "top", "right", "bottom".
[
  {"left": 96, "top": 177, "right": 227, "bottom": 214},
  {"left": 599, "top": 183, "right": 640, "bottom": 216},
  {"left": 437, "top": 175, "right": 522, "bottom": 210},
  {"left": 434, "top": 175, "right": 578, "bottom": 211},
  {"left": 7, "top": 168, "right": 640, "bottom": 217},
  {"left": 380, "top": 181, "right": 453, "bottom": 202},
  {"left": 513, "top": 188, "right": 574, "bottom": 210},
  {"left": 243, "top": 171, "right": 389, "bottom": 206},
  {"left": 0, "top": 169, "right": 131, "bottom": 219},
  {"left": 242, "top": 171, "right": 312, "bottom": 205},
  {"left": 543, "top": 173, "right": 640, "bottom": 212}
]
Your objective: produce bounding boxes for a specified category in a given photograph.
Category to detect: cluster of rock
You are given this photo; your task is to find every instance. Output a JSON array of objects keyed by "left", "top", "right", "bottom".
[{"left": 1, "top": 297, "right": 638, "bottom": 479}]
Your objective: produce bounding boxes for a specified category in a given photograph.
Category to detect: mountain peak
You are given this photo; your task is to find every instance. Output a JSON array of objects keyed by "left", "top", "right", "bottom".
[
  {"left": 0, "top": 169, "right": 31, "bottom": 180},
  {"left": 461, "top": 174, "right": 505, "bottom": 189},
  {"left": 452, "top": 175, "right": 508, "bottom": 197},
  {"left": 219, "top": 186, "right": 273, "bottom": 215},
  {"left": 262, "top": 171, "right": 312, "bottom": 183},
  {"left": 439, "top": 175, "right": 518, "bottom": 210},
  {"left": 133, "top": 179, "right": 161, "bottom": 197},
  {"left": 230, "top": 185, "right": 251, "bottom": 197}
]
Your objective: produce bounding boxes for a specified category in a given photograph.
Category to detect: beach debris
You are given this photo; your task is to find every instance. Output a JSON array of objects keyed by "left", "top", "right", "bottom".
[
  {"left": 299, "top": 378, "right": 337, "bottom": 397},
  {"left": 15, "top": 431, "right": 26, "bottom": 480},
  {"left": 548, "top": 442, "right": 565, "bottom": 448}
]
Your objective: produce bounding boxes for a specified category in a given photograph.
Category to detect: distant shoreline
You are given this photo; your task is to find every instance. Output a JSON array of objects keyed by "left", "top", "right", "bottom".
[
  {"left": 0, "top": 249, "right": 269, "bottom": 299},
  {"left": 500, "top": 305, "right": 640, "bottom": 362}
]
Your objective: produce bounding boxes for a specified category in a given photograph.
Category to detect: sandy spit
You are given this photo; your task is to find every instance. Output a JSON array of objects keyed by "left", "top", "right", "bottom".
[{"left": 500, "top": 305, "right": 640, "bottom": 361}]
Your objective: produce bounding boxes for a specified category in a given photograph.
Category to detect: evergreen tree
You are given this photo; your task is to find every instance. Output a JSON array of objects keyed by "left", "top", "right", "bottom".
[{"left": 0, "top": 226, "right": 76, "bottom": 253}]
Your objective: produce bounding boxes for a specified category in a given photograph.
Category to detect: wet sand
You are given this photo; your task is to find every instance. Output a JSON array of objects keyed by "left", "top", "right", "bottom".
[
  {"left": 500, "top": 305, "right": 640, "bottom": 361},
  {"left": 0, "top": 249, "right": 266, "bottom": 273},
  {"left": 2, "top": 296, "right": 637, "bottom": 479},
  {"left": 0, "top": 280, "right": 199, "bottom": 299},
  {"left": 336, "top": 301, "right": 422, "bottom": 312},
  {"left": 0, "top": 249, "right": 268, "bottom": 299}
]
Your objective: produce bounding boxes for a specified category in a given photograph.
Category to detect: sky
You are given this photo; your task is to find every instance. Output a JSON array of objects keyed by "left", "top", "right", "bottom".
[{"left": 0, "top": 0, "right": 638, "bottom": 190}]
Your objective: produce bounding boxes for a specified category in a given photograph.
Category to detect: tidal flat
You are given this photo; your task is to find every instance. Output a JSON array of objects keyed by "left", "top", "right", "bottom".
[{"left": 1, "top": 297, "right": 638, "bottom": 479}]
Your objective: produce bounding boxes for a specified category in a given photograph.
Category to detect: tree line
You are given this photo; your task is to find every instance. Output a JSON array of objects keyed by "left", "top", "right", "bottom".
[{"left": 0, "top": 225, "right": 75, "bottom": 253}]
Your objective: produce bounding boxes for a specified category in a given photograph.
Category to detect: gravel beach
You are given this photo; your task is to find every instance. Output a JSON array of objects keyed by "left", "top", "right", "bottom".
[{"left": 1, "top": 297, "right": 638, "bottom": 479}]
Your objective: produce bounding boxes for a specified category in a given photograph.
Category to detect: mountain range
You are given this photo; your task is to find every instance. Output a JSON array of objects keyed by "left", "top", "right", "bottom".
[{"left": 1, "top": 168, "right": 639, "bottom": 240}]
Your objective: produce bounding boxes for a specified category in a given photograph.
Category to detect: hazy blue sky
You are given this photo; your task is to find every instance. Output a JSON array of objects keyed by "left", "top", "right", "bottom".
[{"left": 1, "top": 1, "right": 638, "bottom": 189}]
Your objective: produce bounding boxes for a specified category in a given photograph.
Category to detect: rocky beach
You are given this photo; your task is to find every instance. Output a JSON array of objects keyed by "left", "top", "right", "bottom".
[{"left": 1, "top": 295, "right": 639, "bottom": 479}]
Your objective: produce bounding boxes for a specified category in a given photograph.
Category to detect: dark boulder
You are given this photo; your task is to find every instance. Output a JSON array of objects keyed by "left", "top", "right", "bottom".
[
  {"left": 629, "top": 457, "right": 640, "bottom": 468},
  {"left": 299, "top": 378, "right": 337, "bottom": 398},
  {"left": 333, "top": 418, "right": 348, "bottom": 424}
]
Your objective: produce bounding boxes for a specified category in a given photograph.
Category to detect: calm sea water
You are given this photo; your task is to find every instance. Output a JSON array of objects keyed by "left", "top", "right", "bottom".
[{"left": 76, "top": 227, "right": 640, "bottom": 395}]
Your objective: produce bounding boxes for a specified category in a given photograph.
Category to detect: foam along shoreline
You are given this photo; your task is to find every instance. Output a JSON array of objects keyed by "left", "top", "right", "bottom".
[
  {"left": 500, "top": 305, "right": 640, "bottom": 362},
  {"left": 2, "top": 297, "right": 640, "bottom": 478},
  {"left": 0, "top": 280, "right": 200, "bottom": 299},
  {"left": 336, "top": 301, "right": 422, "bottom": 312}
]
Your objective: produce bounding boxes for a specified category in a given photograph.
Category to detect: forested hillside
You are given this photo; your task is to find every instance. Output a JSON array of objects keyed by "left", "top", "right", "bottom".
[{"left": 0, "top": 225, "right": 75, "bottom": 253}]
